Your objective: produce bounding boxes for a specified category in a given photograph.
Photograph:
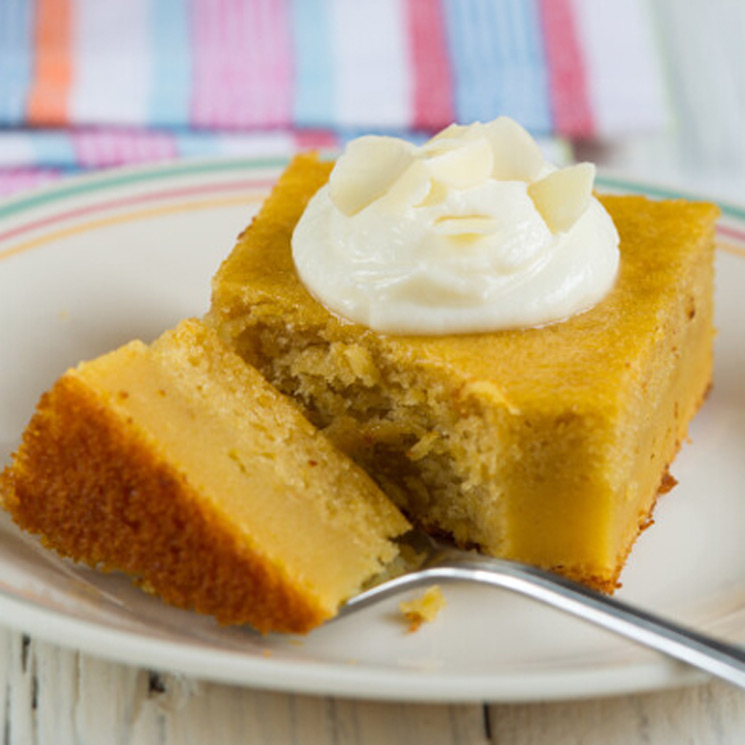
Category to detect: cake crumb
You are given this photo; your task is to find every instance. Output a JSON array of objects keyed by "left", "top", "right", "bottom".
[
  {"left": 659, "top": 470, "right": 678, "bottom": 494},
  {"left": 399, "top": 586, "right": 445, "bottom": 632}
]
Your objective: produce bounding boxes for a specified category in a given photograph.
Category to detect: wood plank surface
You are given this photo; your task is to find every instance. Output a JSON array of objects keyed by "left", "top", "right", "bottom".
[{"left": 2, "top": 628, "right": 744, "bottom": 745}]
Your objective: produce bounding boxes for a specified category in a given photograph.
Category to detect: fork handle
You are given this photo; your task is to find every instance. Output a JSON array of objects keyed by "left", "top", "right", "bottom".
[{"left": 425, "top": 553, "right": 745, "bottom": 689}]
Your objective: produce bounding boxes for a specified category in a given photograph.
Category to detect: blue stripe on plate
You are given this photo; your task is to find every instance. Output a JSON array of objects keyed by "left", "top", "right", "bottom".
[
  {"left": 291, "top": 0, "right": 335, "bottom": 128},
  {"left": 0, "top": 0, "right": 33, "bottom": 124},
  {"left": 148, "top": 0, "right": 192, "bottom": 127}
]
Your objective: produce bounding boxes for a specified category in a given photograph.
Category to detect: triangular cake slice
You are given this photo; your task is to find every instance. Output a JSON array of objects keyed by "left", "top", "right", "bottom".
[
  {"left": 1, "top": 319, "right": 409, "bottom": 632},
  {"left": 208, "top": 153, "right": 718, "bottom": 592}
]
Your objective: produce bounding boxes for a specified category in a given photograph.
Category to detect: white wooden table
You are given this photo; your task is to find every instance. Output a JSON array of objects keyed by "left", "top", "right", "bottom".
[
  {"left": 1, "top": 631, "right": 744, "bottom": 744},
  {"left": 2, "top": 1, "right": 745, "bottom": 742}
]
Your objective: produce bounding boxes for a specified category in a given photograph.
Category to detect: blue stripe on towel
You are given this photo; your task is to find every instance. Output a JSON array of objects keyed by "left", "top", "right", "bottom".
[
  {"left": 501, "top": 0, "right": 551, "bottom": 133},
  {"left": 149, "top": 0, "right": 191, "bottom": 126},
  {"left": 291, "top": 0, "right": 335, "bottom": 128},
  {"left": 175, "top": 132, "right": 221, "bottom": 159},
  {"left": 0, "top": 0, "right": 33, "bottom": 124},
  {"left": 33, "top": 131, "right": 77, "bottom": 167},
  {"left": 444, "top": 0, "right": 551, "bottom": 134}
]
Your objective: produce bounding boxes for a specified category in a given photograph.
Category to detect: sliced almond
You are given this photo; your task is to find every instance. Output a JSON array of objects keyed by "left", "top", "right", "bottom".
[
  {"left": 528, "top": 163, "right": 596, "bottom": 234},
  {"left": 329, "top": 136, "right": 416, "bottom": 216},
  {"left": 484, "top": 117, "right": 544, "bottom": 182},
  {"left": 432, "top": 214, "right": 498, "bottom": 236},
  {"left": 425, "top": 136, "right": 493, "bottom": 189},
  {"left": 379, "top": 160, "right": 432, "bottom": 211},
  {"left": 416, "top": 179, "right": 449, "bottom": 208},
  {"left": 422, "top": 123, "right": 475, "bottom": 152}
]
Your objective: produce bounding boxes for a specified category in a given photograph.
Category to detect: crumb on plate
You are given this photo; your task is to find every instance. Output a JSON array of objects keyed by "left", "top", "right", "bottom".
[{"left": 399, "top": 585, "right": 445, "bottom": 632}]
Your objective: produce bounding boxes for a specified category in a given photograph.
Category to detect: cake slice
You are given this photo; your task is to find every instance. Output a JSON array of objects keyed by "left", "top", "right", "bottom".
[
  {"left": 208, "top": 153, "right": 718, "bottom": 592},
  {"left": 0, "top": 319, "right": 409, "bottom": 632}
]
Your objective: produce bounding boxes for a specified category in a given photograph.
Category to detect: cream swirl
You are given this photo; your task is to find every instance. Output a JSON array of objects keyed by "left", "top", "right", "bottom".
[{"left": 292, "top": 118, "right": 619, "bottom": 335}]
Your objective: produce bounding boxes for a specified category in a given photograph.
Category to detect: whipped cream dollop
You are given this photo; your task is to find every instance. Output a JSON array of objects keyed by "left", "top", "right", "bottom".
[{"left": 292, "top": 117, "right": 620, "bottom": 335}]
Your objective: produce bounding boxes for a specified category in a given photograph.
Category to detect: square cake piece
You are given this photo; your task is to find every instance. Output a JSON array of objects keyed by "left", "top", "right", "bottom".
[
  {"left": 1, "top": 319, "right": 409, "bottom": 631},
  {"left": 208, "top": 154, "right": 718, "bottom": 591}
]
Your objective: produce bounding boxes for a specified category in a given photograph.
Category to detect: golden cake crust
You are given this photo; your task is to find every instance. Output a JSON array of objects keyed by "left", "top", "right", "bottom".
[{"left": 2, "top": 373, "right": 331, "bottom": 633}]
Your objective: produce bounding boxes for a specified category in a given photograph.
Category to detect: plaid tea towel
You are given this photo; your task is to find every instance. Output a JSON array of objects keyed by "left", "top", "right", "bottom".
[{"left": 0, "top": 0, "right": 667, "bottom": 195}]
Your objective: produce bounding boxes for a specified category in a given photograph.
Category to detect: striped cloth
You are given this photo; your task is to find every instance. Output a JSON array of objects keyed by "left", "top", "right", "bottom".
[{"left": 0, "top": 0, "right": 667, "bottom": 196}]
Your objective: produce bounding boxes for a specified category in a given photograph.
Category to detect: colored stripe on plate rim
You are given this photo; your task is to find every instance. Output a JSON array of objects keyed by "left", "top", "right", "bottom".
[
  {"left": 0, "top": 157, "right": 289, "bottom": 221},
  {"left": 0, "top": 179, "right": 273, "bottom": 253},
  {"left": 0, "top": 193, "right": 264, "bottom": 262},
  {"left": 0, "top": 159, "right": 743, "bottom": 258}
]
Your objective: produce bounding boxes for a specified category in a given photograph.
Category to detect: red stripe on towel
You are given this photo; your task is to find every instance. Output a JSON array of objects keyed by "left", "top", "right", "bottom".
[
  {"left": 538, "top": 0, "right": 594, "bottom": 138},
  {"left": 405, "top": 0, "right": 454, "bottom": 131}
]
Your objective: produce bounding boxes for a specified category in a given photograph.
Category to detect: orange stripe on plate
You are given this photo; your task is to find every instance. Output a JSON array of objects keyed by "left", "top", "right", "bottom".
[
  {"left": 28, "top": 0, "right": 73, "bottom": 125},
  {"left": 718, "top": 240, "right": 745, "bottom": 260}
]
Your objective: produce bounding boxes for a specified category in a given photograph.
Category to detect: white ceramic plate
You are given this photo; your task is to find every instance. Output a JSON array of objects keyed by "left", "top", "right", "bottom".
[{"left": 0, "top": 160, "right": 743, "bottom": 703}]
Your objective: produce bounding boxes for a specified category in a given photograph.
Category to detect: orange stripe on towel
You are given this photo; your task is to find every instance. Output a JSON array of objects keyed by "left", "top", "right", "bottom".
[{"left": 27, "top": 0, "right": 72, "bottom": 125}]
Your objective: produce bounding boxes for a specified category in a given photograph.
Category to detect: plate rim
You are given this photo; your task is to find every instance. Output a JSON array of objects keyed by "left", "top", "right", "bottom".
[{"left": 0, "top": 588, "right": 706, "bottom": 703}]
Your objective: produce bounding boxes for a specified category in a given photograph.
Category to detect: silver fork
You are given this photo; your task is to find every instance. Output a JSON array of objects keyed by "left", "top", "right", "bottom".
[{"left": 338, "top": 531, "right": 745, "bottom": 690}]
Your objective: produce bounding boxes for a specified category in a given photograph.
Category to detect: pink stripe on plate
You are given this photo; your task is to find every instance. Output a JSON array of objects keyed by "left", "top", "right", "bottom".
[
  {"left": 717, "top": 223, "right": 745, "bottom": 244},
  {"left": 191, "top": 0, "right": 293, "bottom": 129},
  {"left": 404, "top": 0, "right": 454, "bottom": 131},
  {"left": 538, "top": 0, "right": 594, "bottom": 138}
]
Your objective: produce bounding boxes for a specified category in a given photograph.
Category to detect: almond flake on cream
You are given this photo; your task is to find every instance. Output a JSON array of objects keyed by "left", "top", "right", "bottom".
[{"left": 528, "top": 162, "right": 596, "bottom": 234}]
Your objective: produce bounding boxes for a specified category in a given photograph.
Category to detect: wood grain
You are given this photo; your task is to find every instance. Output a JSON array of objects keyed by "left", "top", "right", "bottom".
[
  {"left": 1, "top": 628, "right": 492, "bottom": 745},
  {"left": 489, "top": 682, "right": 745, "bottom": 744}
]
